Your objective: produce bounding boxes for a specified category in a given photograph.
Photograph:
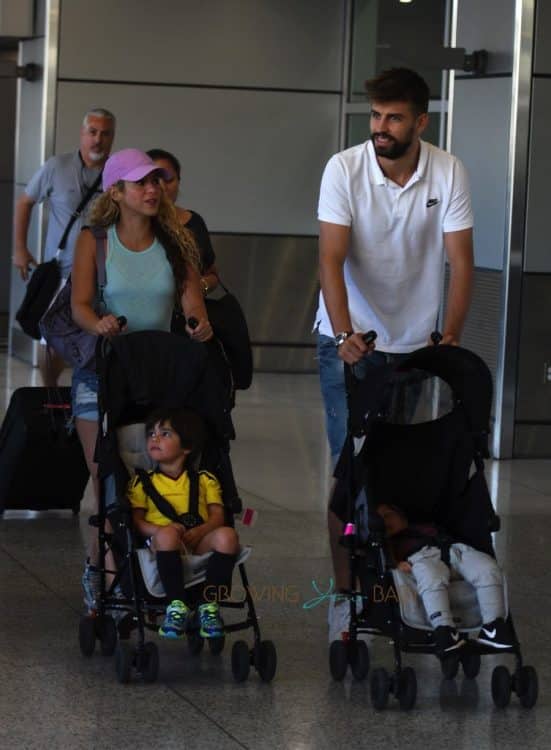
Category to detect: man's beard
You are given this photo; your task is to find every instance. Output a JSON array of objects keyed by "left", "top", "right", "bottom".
[
  {"left": 88, "top": 150, "right": 105, "bottom": 162},
  {"left": 371, "top": 131, "right": 414, "bottom": 160}
]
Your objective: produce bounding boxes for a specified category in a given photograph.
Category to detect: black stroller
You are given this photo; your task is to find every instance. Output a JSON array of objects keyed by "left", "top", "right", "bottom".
[
  {"left": 328, "top": 341, "right": 538, "bottom": 710},
  {"left": 77, "top": 331, "right": 277, "bottom": 684}
]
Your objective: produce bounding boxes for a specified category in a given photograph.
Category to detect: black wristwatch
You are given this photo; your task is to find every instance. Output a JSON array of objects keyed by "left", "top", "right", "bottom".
[{"left": 334, "top": 331, "right": 353, "bottom": 348}]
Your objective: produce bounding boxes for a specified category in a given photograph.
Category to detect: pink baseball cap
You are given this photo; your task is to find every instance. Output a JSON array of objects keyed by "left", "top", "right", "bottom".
[{"left": 102, "top": 148, "right": 170, "bottom": 190}]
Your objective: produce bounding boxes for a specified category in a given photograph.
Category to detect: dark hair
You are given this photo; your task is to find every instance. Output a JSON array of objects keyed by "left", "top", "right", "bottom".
[
  {"left": 145, "top": 408, "right": 206, "bottom": 454},
  {"left": 376, "top": 502, "right": 408, "bottom": 521},
  {"left": 365, "top": 68, "right": 430, "bottom": 115},
  {"left": 146, "top": 148, "right": 181, "bottom": 180}
]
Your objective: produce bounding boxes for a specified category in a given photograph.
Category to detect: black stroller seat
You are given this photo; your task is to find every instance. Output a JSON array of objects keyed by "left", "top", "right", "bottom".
[
  {"left": 329, "top": 343, "right": 538, "bottom": 710},
  {"left": 78, "top": 331, "right": 277, "bottom": 685}
]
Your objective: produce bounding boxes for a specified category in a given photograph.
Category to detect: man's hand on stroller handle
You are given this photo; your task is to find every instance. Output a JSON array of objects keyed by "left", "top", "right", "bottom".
[
  {"left": 337, "top": 330, "right": 377, "bottom": 365},
  {"left": 186, "top": 315, "right": 213, "bottom": 342}
]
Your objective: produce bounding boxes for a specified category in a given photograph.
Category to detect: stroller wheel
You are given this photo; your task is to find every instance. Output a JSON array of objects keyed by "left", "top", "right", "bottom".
[
  {"left": 98, "top": 615, "right": 118, "bottom": 657},
  {"left": 231, "top": 640, "right": 251, "bottom": 682},
  {"left": 115, "top": 641, "right": 133, "bottom": 684},
  {"left": 460, "top": 650, "right": 481, "bottom": 680},
  {"left": 187, "top": 631, "right": 204, "bottom": 656},
  {"left": 370, "top": 667, "right": 391, "bottom": 710},
  {"left": 516, "top": 665, "right": 538, "bottom": 709},
  {"left": 440, "top": 654, "right": 460, "bottom": 680},
  {"left": 78, "top": 615, "right": 96, "bottom": 657},
  {"left": 140, "top": 642, "right": 159, "bottom": 684},
  {"left": 208, "top": 636, "right": 225, "bottom": 655},
  {"left": 349, "top": 640, "right": 369, "bottom": 681},
  {"left": 396, "top": 667, "right": 417, "bottom": 710},
  {"left": 254, "top": 640, "right": 277, "bottom": 683},
  {"left": 329, "top": 640, "right": 348, "bottom": 681},
  {"left": 491, "top": 665, "right": 512, "bottom": 708},
  {"left": 117, "top": 613, "right": 134, "bottom": 640}
]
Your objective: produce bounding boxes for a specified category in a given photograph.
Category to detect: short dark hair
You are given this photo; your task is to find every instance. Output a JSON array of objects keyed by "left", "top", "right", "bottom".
[
  {"left": 365, "top": 68, "right": 430, "bottom": 115},
  {"left": 145, "top": 408, "right": 206, "bottom": 453},
  {"left": 146, "top": 148, "right": 181, "bottom": 180}
]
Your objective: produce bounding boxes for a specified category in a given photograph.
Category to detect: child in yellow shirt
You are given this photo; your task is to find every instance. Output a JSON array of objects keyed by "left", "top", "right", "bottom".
[{"left": 128, "top": 408, "right": 239, "bottom": 639}]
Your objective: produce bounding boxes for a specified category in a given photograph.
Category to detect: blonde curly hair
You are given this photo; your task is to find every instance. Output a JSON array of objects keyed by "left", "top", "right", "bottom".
[{"left": 88, "top": 183, "right": 200, "bottom": 294}]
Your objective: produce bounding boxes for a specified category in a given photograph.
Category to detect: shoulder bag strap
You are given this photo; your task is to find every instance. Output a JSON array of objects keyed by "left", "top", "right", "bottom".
[
  {"left": 94, "top": 229, "right": 107, "bottom": 312},
  {"left": 188, "top": 469, "right": 200, "bottom": 518},
  {"left": 134, "top": 468, "right": 181, "bottom": 524},
  {"left": 57, "top": 170, "right": 103, "bottom": 254}
]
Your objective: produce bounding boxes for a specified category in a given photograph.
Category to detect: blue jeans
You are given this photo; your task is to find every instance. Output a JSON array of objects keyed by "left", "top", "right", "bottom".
[
  {"left": 71, "top": 367, "right": 99, "bottom": 422},
  {"left": 317, "top": 333, "right": 409, "bottom": 463}
]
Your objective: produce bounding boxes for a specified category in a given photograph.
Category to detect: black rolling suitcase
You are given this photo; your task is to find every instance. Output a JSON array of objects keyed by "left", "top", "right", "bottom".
[{"left": 0, "top": 387, "right": 89, "bottom": 515}]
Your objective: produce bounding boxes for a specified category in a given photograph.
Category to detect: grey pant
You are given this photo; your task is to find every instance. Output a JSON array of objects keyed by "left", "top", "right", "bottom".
[{"left": 409, "top": 543, "right": 505, "bottom": 628}]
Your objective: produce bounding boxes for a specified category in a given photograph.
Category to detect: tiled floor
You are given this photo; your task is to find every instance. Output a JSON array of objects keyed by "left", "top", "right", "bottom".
[{"left": 0, "top": 354, "right": 549, "bottom": 750}]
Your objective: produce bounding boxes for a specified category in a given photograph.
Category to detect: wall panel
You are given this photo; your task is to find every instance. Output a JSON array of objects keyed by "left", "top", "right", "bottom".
[
  {"left": 525, "top": 78, "right": 551, "bottom": 272},
  {"left": 58, "top": 0, "right": 344, "bottom": 91},
  {"left": 456, "top": 0, "right": 514, "bottom": 73},
  {"left": 55, "top": 81, "right": 340, "bottom": 235},
  {"left": 212, "top": 234, "right": 318, "bottom": 371},
  {"left": 451, "top": 77, "right": 511, "bottom": 271},
  {"left": 14, "top": 38, "right": 45, "bottom": 185},
  {"left": 534, "top": 0, "right": 551, "bottom": 74}
]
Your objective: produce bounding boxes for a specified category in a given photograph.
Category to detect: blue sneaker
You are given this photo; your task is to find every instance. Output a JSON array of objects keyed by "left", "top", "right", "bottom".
[
  {"left": 198, "top": 603, "right": 224, "bottom": 638},
  {"left": 82, "top": 562, "right": 101, "bottom": 612},
  {"left": 159, "top": 600, "right": 190, "bottom": 639}
]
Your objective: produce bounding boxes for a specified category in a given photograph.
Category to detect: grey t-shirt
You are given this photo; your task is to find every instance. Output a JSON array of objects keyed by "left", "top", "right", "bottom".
[{"left": 25, "top": 150, "right": 103, "bottom": 276}]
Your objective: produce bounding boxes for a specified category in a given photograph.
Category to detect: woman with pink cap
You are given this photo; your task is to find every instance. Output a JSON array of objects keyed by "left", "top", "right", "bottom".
[{"left": 71, "top": 148, "right": 212, "bottom": 610}]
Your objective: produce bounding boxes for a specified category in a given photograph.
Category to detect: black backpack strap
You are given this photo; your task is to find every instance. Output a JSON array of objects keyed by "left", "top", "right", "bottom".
[
  {"left": 188, "top": 469, "right": 199, "bottom": 519},
  {"left": 57, "top": 171, "right": 103, "bottom": 253},
  {"left": 134, "top": 467, "right": 204, "bottom": 528},
  {"left": 134, "top": 468, "right": 181, "bottom": 524},
  {"left": 92, "top": 227, "right": 107, "bottom": 311}
]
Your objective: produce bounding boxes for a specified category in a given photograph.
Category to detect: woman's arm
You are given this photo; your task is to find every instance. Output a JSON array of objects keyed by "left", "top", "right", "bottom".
[
  {"left": 180, "top": 263, "right": 213, "bottom": 342},
  {"left": 201, "top": 263, "right": 219, "bottom": 295},
  {"left": 71, "top": 228, "right": 122, "bottom": 337}
]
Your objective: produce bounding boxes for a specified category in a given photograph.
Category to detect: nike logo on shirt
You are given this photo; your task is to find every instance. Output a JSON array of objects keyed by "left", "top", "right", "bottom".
[{"left": 426, "top": 198, "right": 439, "bottom": 207}]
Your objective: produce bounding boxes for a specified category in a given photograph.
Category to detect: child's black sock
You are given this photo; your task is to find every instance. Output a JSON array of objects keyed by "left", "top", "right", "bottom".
[
  {"left": 202, "top": 551, "right": 236, "bottom": 604},
  {"left": 156, "top": 550, "right": 186, "bottom": 603}
]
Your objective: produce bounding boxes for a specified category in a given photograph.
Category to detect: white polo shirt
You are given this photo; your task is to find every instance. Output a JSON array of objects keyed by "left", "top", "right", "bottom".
[{"left": 315, "top": 139, "right": 473, "bottom": 352}]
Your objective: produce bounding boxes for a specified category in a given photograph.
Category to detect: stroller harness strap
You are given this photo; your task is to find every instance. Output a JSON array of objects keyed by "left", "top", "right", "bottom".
[
  {"left": 391, "top": 525, "right": 453, "bottom": 566},
  {"left": 134, "top": 468, "right": 203, "bottom": 529}
]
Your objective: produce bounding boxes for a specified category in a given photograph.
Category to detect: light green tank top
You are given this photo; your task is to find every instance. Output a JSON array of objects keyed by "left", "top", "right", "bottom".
[{"left": 103, "top": 225, "right": 175, "bottom": 333}]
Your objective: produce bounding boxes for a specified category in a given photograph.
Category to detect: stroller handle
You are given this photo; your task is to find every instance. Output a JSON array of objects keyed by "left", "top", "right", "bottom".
[
  {"left": 363, "top": 330, "right": 377, "bottom": 346},
  {"left": 341, "top": 330, "right": 377, "bottom": 386}
]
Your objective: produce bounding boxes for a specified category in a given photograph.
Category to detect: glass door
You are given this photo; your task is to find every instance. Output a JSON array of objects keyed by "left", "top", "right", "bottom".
[{"left": 341, "top": 0, "right": 452, "bottom": 150}]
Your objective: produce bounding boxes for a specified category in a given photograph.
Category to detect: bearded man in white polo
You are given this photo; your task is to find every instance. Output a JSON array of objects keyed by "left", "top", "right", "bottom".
[{"left": 315, "top": 68, "right": 474, "bottom": 643}]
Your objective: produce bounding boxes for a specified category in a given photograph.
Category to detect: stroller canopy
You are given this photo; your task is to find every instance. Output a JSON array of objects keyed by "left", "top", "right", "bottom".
[
  {"left": 336, "top": 344, "right": 496, "bottom": 549},
  {"left": 348, "top": 344, "right": 492, "bottom": 439},
  {"left": 395, "top": 344, "right": 493, "bottom": 435}
]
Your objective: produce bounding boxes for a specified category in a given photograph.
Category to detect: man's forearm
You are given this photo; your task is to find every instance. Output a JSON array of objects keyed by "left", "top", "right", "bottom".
[
  {"left": 14, "top": 197, "right": 33, "bottom": 252},
  {"left": 442, "top": 258, "right": 473, "bottom": 341},
  {"left": 319, "top": 259, "right": 353, "bottom": 335}
]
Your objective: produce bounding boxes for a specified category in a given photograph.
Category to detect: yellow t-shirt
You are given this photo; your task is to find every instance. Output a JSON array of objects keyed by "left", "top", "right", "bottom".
[{"left": 127, "top": 469, "right": 223, "bottom": 526}]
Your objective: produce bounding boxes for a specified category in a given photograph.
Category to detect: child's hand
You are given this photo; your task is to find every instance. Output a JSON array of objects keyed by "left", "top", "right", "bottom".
[
  {"left": 398, "top": 561, "right": 412, "bottom": 573},
  {"left": 182, "top": 525, "right": 204, "bottom": 551},
  {"left": 166, "top": 522, "right": 187, "bottom": 541}
]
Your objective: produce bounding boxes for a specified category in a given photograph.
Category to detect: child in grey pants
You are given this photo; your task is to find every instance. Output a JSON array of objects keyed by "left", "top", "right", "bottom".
[{"left": 376, "top": 503, "right": 514, "bottom": 655}]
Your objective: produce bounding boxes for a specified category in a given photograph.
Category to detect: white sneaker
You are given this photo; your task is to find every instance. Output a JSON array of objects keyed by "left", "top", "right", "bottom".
[
  {"left": 328, "top": 597, "right": 351, "bottom": 643},
  {"left": 328, "top": 596, "right": 373, "bottom": 644}
]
